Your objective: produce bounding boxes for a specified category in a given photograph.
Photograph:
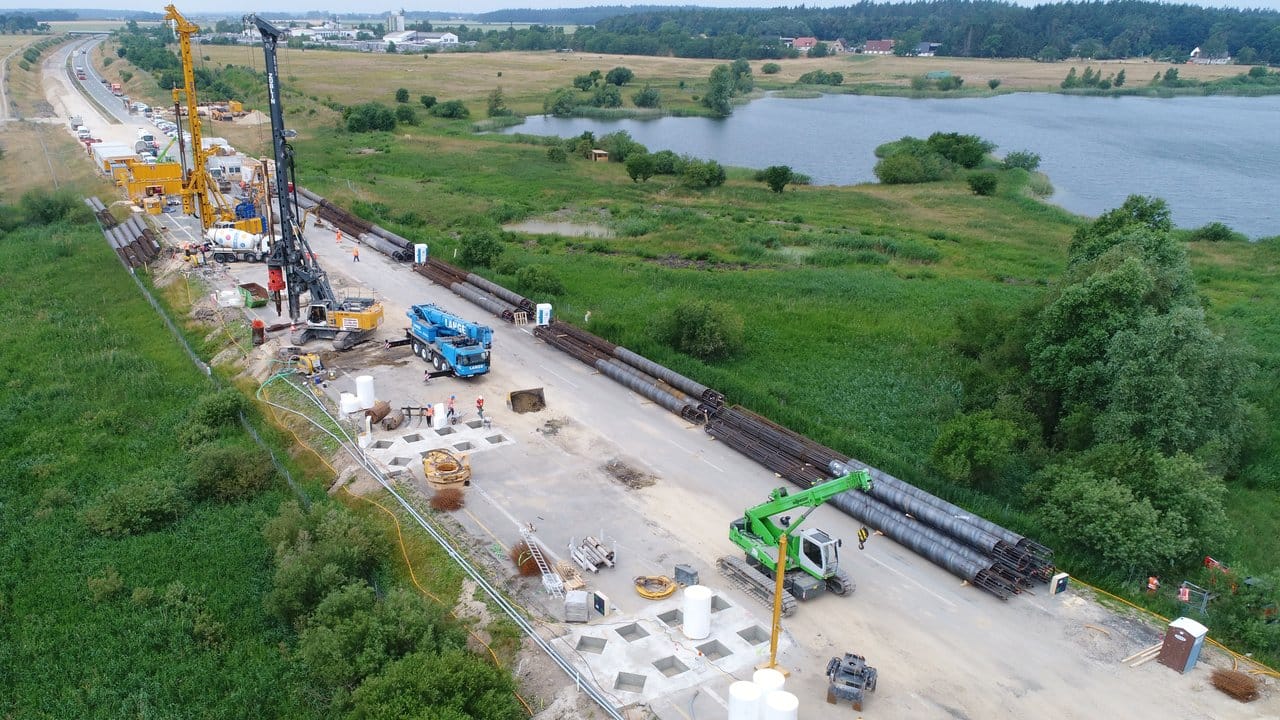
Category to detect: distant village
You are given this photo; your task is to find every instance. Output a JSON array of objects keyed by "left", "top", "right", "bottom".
[{"left": 198, "top": 9, "right": 1233, "bottom": 64}]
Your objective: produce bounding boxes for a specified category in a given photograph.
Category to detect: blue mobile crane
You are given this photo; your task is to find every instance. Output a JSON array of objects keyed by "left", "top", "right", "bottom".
[{"left": 406, "top": 304, "right": 493, "bottom": 378}]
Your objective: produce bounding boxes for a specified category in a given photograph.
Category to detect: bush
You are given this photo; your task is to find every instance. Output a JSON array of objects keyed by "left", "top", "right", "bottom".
[
  {"left": 430, "top": 100, "right": 470, "bottom": 119},
  {"left": 651, "top": 150, "right": 683, "bottom": 175},
  {"left": 20, "top": 189, "right": 86, "bottom": 225},
  {"left": 394, "top": 87, "right": 409, "bottom": 103},
  {"left": 1186, "top": 221, "right": 1244, "bottom": 243},
  {"left": 419, "top": 95, "right": 437, "bottom": 108},
  {"left": 83, "top": 477, "right": 191, "bottom": 538},
  {"left": 650, "top": 300, "right": 744, "bottom": 361},
  {"left": 631, "top": 84, "right": 661, "bottom": 108},
  {"left": 873, "top": 151, "right": 949, "bottom": 184},
  {"left": 1001, "top": 150, "right": 1041, "bottom": 171},
  {"left": 458, "top": 232, "right": 504, "bottom": 268},
  {"left": 926, "top": 132, "right": 994, "bottom": 169},
  {"left": 190, "top": 443, "right": 276, "bottom": 501},
  {"left": 545, "top": 146, "right": 567, "bottom": 163},
  {"left": 543, "top": 88, "right": 577, "bottom": 117},
  {"left": 761, "top": 62, "right": 781, "bottom": 74},
  {"left": 967, "top": 172, "right": 998, "bottom": 196},
  {"left": 605, "top": 66, "right": 634, "bottom": 86},
  {"left": 988, "top": 78, "right": 1002, "bottom": 90},
  {"left": 760, "top": 165, "right": 794, "bottom": 193},
  {"left": 599, "top": 130, "right": 645, "bottom": 162},
  {"left": 87, "top": 566, "right": 124, "bottom": 603},
  {"left": 345, "top": 102, "right": 396, "bottom": 132},
  {"left": 625, "top": 152, "right": 655, "bottom": 182},
  {"left": 930, "top": 411, "right": 1023, "bottom": 487},
  {"left": 681, "top": 159, "right": 726, "bottom": 188},
  {"left": 119, "top": 71, "right": 133, "bottom": 83},
  {"left": 797, "top": 70, "right": 843, "bottom": 85},
  {"left": 515, "top": 265, "right": 566, "bottom": 297},
  {"left": 394, "top": 105, "right": 418, "bottom": 125}
]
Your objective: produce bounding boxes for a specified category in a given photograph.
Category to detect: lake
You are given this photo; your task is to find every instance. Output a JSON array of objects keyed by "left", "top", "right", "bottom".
[{"left": 503, "top": 93, "right": 1280, "bottom": 238}]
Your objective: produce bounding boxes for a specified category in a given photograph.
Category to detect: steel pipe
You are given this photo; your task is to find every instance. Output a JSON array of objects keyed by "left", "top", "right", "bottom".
[
  {"left": 465, "top": 272, "right": 533, "bottom": 311},
  {"left": 594, "top": 359, "right": 691, "bottom": 416},
  {"left": 450, "top": 282, "right": 516, "bottom": 318},
  {"left": 613, "top": 347, "right": 723, "bottom": 406}
]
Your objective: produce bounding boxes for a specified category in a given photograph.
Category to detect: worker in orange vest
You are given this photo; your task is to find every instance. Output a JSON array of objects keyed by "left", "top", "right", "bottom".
[
  {"left": 352, "top": 245, "right": 360, "bottom": 263},
  {"left": 1147, "top": 576, "right": 1160, "bottom": 594},
  {"left": 336, "top": 228, "right": 342, "bottom": 244},
  {"left": 476, "top": 395, "right": 485, "bottom": 418}
]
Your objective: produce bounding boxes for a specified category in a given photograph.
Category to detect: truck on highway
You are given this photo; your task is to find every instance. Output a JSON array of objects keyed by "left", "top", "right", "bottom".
[
  {"left": 405, "top": 303, "right": 493, "bottom": 378},
  {"left": 74, "top": 66, "right": 86, "bottom": 80},
  {"left": 110, "top": 82, "right": 122, "bottom": 96},
  {"left": 204, "top": 223, "right": 269, "bottom": 263}
]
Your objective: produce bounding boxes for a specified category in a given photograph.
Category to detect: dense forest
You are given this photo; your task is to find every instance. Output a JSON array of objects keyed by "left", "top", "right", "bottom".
[{"left": 566, "top": 1, "right": 1280, "bottom": 63}]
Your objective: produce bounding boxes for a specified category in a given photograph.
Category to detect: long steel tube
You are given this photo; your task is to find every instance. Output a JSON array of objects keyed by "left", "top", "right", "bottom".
[
  {"left": 450, "top": 282, "right": 516, "bottom": 318},
  {"left": 465, "top": 272, "right": 532, "bottom": 310},
  {"left": 613, "top": 347, "right": 723, "bottom": 406},
  {"left": 594, "top": 359, "right": 691, "bottom": 416}
]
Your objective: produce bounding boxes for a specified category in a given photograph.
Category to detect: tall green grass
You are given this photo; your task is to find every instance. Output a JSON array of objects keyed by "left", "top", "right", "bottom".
[{"left": 0, "top": 217, "right": 324, "bottom": 716}]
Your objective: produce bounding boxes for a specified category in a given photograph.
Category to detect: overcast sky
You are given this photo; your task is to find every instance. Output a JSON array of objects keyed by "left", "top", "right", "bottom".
[{"left": 8, "top": 0, "right": 1280, "bottom": 16}]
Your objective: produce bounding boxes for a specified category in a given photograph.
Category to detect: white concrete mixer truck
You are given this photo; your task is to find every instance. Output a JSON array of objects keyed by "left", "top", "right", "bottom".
[{"left": 205, "top": 223, "right": 270, "bottom": 263}]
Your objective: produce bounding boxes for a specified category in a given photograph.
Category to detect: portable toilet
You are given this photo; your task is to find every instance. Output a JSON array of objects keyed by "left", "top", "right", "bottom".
[{"left": 1157, "top": 617, "right": 1208, "bottom": 673}]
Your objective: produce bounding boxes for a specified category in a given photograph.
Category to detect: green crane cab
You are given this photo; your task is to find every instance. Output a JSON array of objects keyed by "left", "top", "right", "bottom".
[{"left": 719, "top": 471, "right": 872, "bottom": 615}]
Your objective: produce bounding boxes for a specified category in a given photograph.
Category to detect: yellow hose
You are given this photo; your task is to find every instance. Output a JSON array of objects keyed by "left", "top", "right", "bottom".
[{"left": 635, "top": 575, "right": 678, "bottom": 600}]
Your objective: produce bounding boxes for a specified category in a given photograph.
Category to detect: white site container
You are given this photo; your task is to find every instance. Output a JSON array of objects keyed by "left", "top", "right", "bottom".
[
  {"left": 762, "top": 690, "right": 798, "bottom": 720},
  {"left": 355, "top": 375, "right": 376, "bottom": 410},
  {"left": 727, "top": 680, "right": 762, "bottom": 720}
]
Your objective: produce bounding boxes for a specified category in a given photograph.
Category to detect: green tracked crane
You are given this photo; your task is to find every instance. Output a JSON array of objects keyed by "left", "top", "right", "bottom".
[{"left": 718, "top": 471, "right": 873, "bottom": 616}]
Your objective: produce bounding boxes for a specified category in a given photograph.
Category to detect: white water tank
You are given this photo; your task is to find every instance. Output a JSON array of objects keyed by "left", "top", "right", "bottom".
[
  {"left": 355, "top": 375, "right": 376, "bottom": 410},
  {"left": 727, "top": 680, "right": 761, "bottom": 720},
  {"left": 753, "top": 667, "right": 786, "bottom": 695},
  {"left": 682, "top": 585, "right": 712, "bottom": 640},
  {"left": 432, "top": 402, "right": 447, "bottom": 429},
  {"left": 762, "top": 690, "right": 798, "bottom": 720},
  {"left": 339, "top": 392, "right": 360, "bottom": 415}
]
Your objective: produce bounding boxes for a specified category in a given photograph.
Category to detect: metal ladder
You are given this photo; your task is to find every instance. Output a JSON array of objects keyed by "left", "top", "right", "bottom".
[{"left": 521, "top": 524, "right": 564, "bottom": 598}]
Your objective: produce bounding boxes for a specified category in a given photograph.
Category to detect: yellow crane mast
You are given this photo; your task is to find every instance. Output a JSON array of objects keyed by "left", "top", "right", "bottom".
[{"left": 163, "top": 4, "right": 261, "bottom": 235}]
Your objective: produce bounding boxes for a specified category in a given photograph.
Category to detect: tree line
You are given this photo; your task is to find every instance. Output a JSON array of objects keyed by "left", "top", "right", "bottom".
[
  {"left": 0, "top": 12, "right": 51, "bottom": 33},
  {"left": 567, "top": 1, "right": 1280, "bottom": 64}
]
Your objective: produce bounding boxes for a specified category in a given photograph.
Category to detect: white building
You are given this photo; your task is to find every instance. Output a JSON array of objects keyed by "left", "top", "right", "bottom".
[
  {"left": 420, "top": 31, "right": 458, "bottom": 46},
  {"left": 387, "top": 9, "right": 405, "bottom": 33}
]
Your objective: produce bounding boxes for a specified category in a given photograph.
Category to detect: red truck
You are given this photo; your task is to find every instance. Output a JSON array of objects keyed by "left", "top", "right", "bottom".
[{"left": 110, "top": 82, "right": 122, "bottom": 96}]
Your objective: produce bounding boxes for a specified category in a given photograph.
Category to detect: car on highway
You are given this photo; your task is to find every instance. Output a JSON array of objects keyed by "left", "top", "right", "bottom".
[{"left": 76, "top": 127, "right": 92, "bottom": 140}]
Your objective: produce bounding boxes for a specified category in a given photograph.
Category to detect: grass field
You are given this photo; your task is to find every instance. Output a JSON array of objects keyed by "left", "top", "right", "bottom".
[{"left": 0, "top": 123, "right": 113, "bottom": 200}]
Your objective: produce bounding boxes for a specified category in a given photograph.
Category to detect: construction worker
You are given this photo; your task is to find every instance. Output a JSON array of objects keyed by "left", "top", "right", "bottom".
[
  {"left": 336, "top": 228, "right": 342, "bottom": 244},
  {"left": 424, "top": 403, "right": 434, "bottom": 426},
  {"left": 352, "top": 245, "right": 360, "bottom": 263},
  {"left": 1147, "top": 576, "right": 1161, "bottom": 594},
  {"left": 476, "top": 395, "right": 485, "bottom": 418},
  {"left": 446, "top": 395, "right": 456, "bottom": 423}
]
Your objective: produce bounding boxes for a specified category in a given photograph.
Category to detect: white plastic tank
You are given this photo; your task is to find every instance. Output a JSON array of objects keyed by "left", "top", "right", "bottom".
[
  {"left": 355, "top": 375, "right": 376, "bottom": 410},
  {"left": 535, "top": 302, "right": 553, "bottom": 326},
  {"left": 431, "top": 402, "right": 447, "bottom": 429},
  {"left": 753, "top": 667, "right": 786, "bottom": 695},
  {"left": 762, "top": 690, "right": 798, "bottom": 720},
  {"left": 681, "top": 585, "right": 712, "bottom": 640},
  {"left": 727, "top": 680, "right": 761, "bottom": 720},
  {"left": 339, "top": 392, "right": 360, "bottom": 415},
  {"left": 414, "top": 243, "right": 429, "bottom": 264}
]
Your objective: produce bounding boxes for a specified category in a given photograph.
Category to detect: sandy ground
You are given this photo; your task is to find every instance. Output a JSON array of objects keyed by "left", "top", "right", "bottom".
[{"left": 63, "top": 44, "right": 1280, "bottom": 719}]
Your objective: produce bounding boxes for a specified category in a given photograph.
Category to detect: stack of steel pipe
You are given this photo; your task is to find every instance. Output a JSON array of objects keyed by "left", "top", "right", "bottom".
[
  {"left": 534, "top": 319, "right": 613, "bottom": 366},
  {"left": 828, "top": 458, "right": 1055, "bottom": 585},
  {"left": 451, "top": 282, "right": 517, "bottom": 318},
  {"left": 703, "top": 404, "right": 1045, "bottom": 598},
  {"left": 84, "top": 197, "right": 118, "bottom": 229}
]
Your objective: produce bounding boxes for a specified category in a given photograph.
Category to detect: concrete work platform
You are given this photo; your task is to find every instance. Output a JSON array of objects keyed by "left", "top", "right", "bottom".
[{"left": 550, "top": 589, "right": 784, "bottom": 705}]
